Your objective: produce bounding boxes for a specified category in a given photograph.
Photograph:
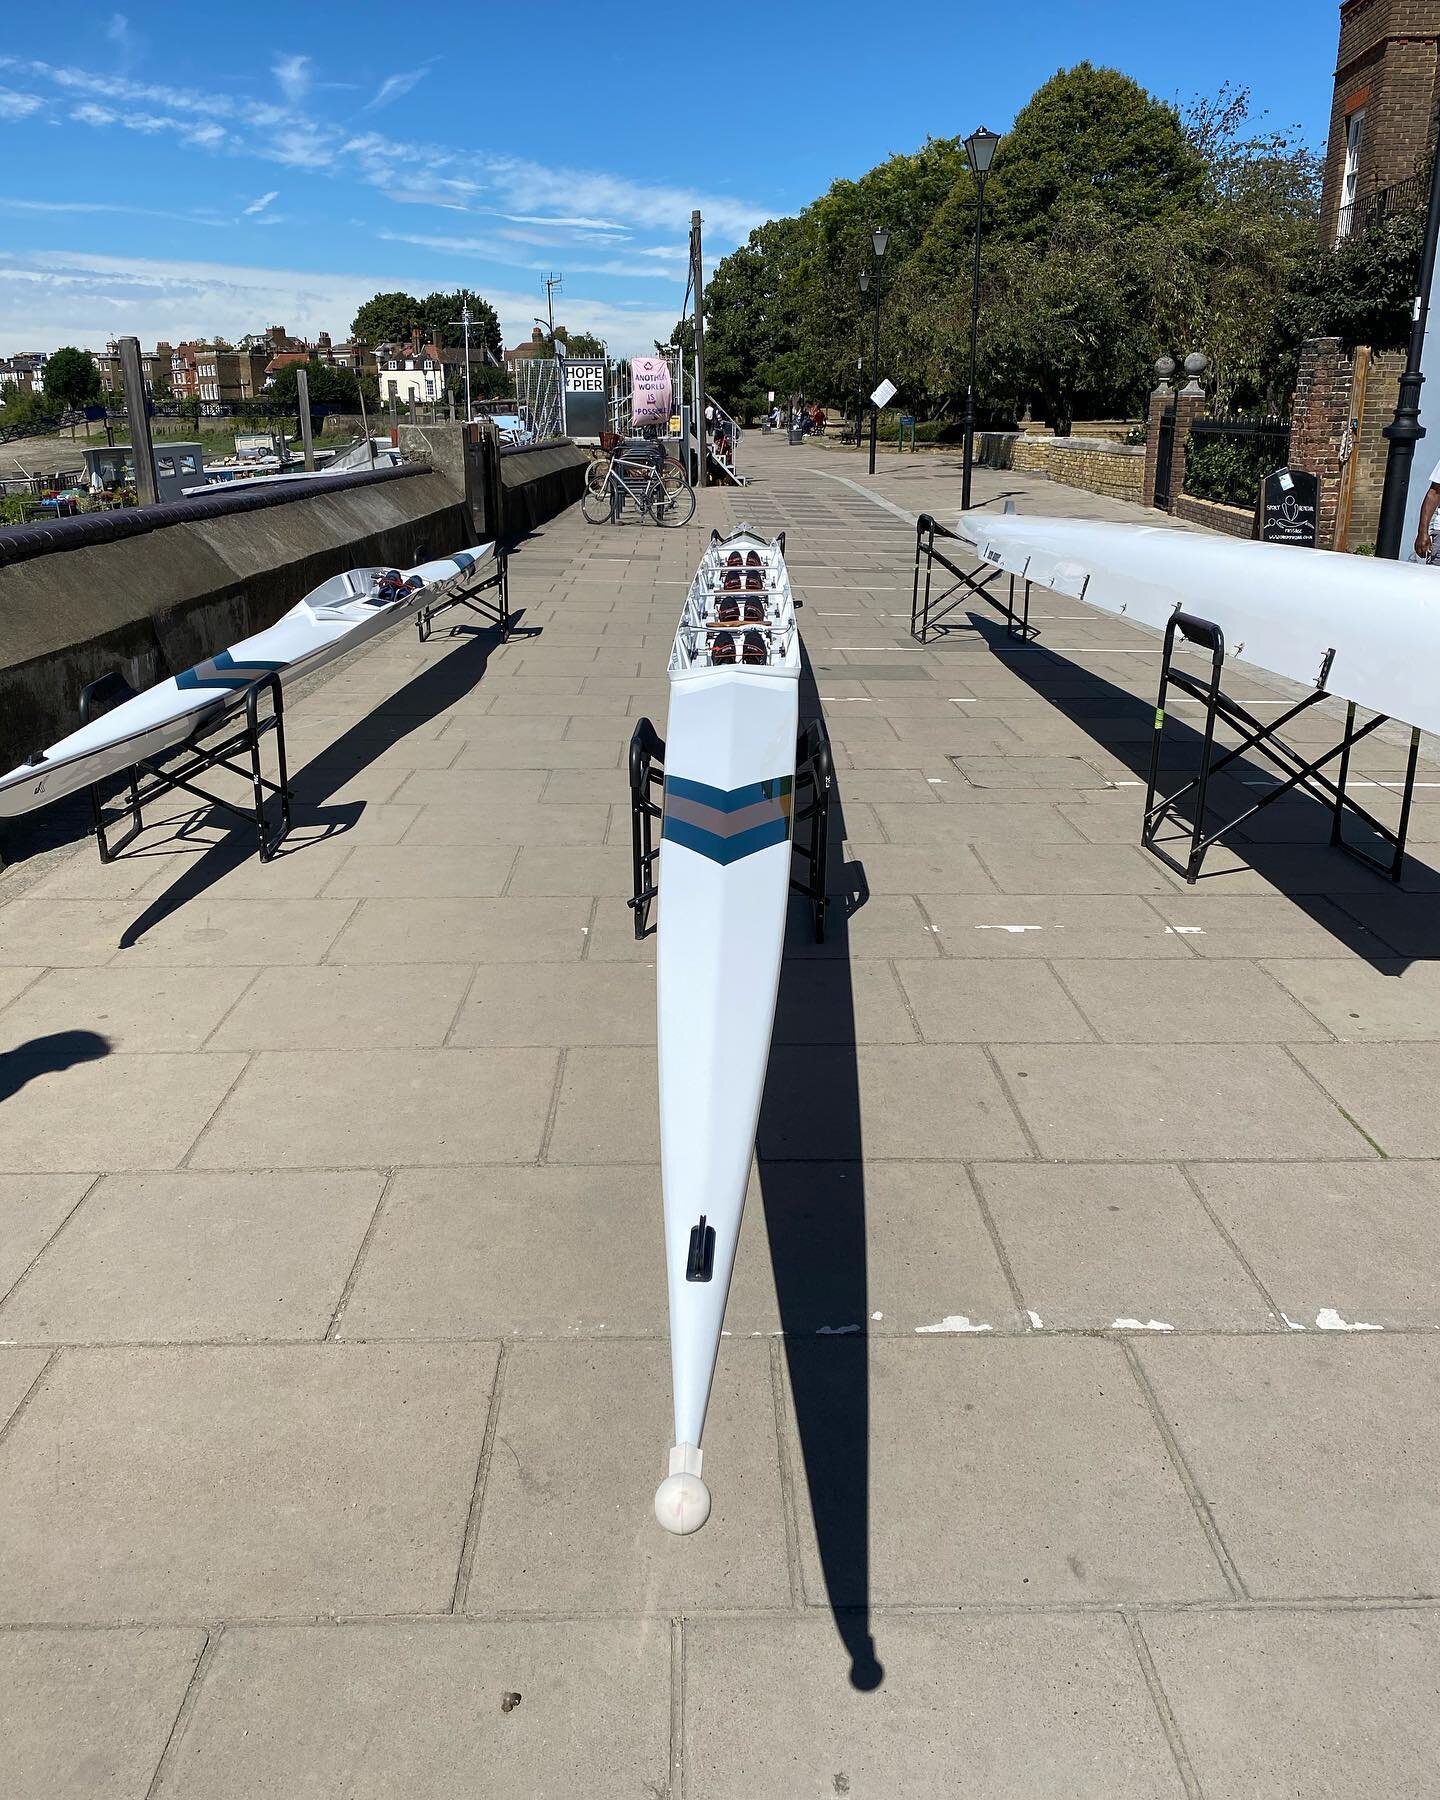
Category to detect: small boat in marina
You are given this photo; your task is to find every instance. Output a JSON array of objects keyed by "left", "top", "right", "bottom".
[
  {"left": 654, "top": 526, "right": 799, "bottom": 1535},
  {"left": 0, "top": 544, "right": 493, "bottom": 818}
]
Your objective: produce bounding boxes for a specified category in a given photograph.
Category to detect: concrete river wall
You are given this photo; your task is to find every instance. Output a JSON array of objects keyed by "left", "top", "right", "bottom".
[{"left": 0, "top": 428, "right": 587, "bottom": 777}]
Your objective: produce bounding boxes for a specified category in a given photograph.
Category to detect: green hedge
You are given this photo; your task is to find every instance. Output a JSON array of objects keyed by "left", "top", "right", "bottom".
[{"left": 1183, "top": 432, "right": 1285, "bottom": 510}]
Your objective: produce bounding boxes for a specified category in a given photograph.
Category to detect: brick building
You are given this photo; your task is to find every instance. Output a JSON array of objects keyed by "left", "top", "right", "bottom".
[{"left": 1321, "top": 0, "right": 1440, "bottom": 242}]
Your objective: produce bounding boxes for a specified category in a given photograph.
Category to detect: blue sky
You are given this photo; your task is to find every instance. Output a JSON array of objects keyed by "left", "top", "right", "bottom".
[{"left": 0, "top": 2, "right": 1339, "bottom": 357}]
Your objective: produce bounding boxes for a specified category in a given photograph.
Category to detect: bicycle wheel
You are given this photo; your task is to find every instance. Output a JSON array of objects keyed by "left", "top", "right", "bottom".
[
  {"left": 650, "top": 474, "right": 695, "bottom": 528},
  {"left": 584, "top": 453, "right": 612, "bottom": 495},
  {"left": 581, "top": 480, "right": 613, "bottom": 525}
]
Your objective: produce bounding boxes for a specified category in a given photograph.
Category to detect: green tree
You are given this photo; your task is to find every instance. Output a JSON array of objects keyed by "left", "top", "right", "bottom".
[
  {"left": 988, "top": 64, "right": 1204, "bottom": 243},
  {"left": 561, "top": 330, "right": 607, "bottom": 358},
  {"left": 417, "top": 290, "right": 503, "bottom": 358},
  {"left": 43, "top": 346, "right": 103, "bottom": 411},
  {"left": 268, "top": 357, "right": 361, "bottom": 410},
  {"left": 352, "top": 291, "right": 423, "bottom": 347},
  {"left": 0, "top": 387, "right": 59, "bottom": 434}
]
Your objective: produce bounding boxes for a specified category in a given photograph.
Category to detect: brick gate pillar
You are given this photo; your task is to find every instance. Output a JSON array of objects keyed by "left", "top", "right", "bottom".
[
  {"left": 1168, "top": 353, "right": 1212, "bottom": 512},
  {"left": 1290, "top": 336, "right": 1356, "bottom": 551},
  {"left": 1142, "top": 357, "right": 1175, "bottom": 508}
]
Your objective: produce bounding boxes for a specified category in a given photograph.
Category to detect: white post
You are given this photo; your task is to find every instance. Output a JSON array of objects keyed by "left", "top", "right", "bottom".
[{"left": 461, "top": 297, "right": 473, "bottom": 423}]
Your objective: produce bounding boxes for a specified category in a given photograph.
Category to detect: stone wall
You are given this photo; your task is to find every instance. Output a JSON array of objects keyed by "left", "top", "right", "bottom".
[
  {"left": 1005, "top": 435, "right": 1145, "bottom": 502},
  {"left": 1173, "top": 494, "right": 1255, "bottom": 538}
]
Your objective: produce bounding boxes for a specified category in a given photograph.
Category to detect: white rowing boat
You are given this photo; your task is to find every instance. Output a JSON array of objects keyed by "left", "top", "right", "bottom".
[
  {"left": 654, "top": 527, "right": 799, "bottom": 1535},
  {"left": 955, "top": 509, "right": 1440, "bottom": 738},
  {"left": 0, "top": 545, "right": 493, "bottom": 818}
]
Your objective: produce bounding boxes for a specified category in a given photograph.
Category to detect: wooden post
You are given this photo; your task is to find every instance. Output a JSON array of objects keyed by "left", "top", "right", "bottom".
[{"left": 117, "top": 336, "right": 158, "bottom": 506}]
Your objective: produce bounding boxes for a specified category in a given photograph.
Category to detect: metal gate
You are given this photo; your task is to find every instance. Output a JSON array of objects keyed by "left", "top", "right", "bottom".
[{"left": 1153, "top": 403, "right": 1176, "bottom": 510}]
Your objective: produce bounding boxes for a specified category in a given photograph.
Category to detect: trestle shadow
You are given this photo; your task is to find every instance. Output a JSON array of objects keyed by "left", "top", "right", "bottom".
[
  {"left": 948, "top": 607, "right": 1440, "bottom": 971},
  {"left": 118, "top": 609, "right": 524, "bottom": 948},
  {"left": 0, "top": 1030, "right": 109, "bottom": 1104}
]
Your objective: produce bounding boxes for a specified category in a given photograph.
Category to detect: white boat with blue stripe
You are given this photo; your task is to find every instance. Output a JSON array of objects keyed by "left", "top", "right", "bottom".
[
  {"left": 0, "top": 544, "right": 493, "bottom": 818},
  {"left": 654, "top": 526, "right": 799, "bottom": 1535}
]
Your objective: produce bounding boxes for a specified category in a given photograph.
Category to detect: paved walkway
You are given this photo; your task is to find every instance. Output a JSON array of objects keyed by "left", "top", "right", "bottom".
[{"left": 2, "top": 437, "right": 1439, "bottom": 1797}]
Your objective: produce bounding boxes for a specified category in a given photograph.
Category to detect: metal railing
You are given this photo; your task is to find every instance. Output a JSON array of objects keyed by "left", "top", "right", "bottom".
[{"left": 1337, "top": 172, "right": 1426, "bottom": 242}]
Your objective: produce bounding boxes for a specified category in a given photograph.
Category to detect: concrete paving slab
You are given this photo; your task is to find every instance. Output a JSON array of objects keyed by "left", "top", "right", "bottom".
[
  {"left": 992, "top": 1043, "right": 1371, "bottom": 1160},
  {"left": 772, "top": 959, "right": 919, "bottom": 1043},
  {"left": 0, "top": 965, "right": 256, "bottom": 1054},
  {"left": 684, "top": 1613, "right": 1185, "bottom": 1800},
  {"left": 0, "top": 1345, "right": 50, "bottom": 1428},
  {"left": 1189, "top": 1160, "right": 1440, "bottom": 1328},
  {"left": 463, "top": 1339, "right": 790, "bottom": 1613},
  {"left": 0, "top": 1173, "right": 94, "bottom": 1299},
  {"left": 785, "top": 1338, "right": 1226, "bottom": 1603},
  {"left": 825, "top": 844, "right": 997, "bottom": 893},
  {"left": 1262, "top": 956, "right": 1440, "bottom": 1040},
  {"left": 0, "top": 1170, "right": 382, "bottom": 1343},
  {"left": 756, "top": 1044, "right": 1031, "bottom": 1160},
  {"left": 1142, "top": 1608, "right": 1440, "bottom": 1799},
  {"left": 207, "top": 963, "right": 470, "bottom": 1051},
  {"left": 0, "top": 901, "right": 147, "bottom": 966},
  {"left": 873, "top": 802, "right": 1083, "bottom": 844},
  {"left": 504, "top": 845, "right": 635, "bottom": 896},
  {"left": 0, "top": 1626, "right": 204, "bottom": 1800},
  {"left": 191, "top": 1047, "right": 557, "bottom": 1169},
  {"left": 1290, "top": 1042, "right": 1440, "bottom": 1155},
  {"left": 546, "top": 1046, "right": 658, "bottom": 1160},
  {"left": 729, "top": 1159, "right": 1017, "bottom": 1335},
  {"left": 400, "top": 801, "right": 604, "bottom": 846},
  {"left": 0, "top": 1344, "right": 496, "bottom": 1621},
  {"left": 0, "top": 1050, "right": 246, "bottom": 1173},
  {"left": 327, "top": 896, "right": 589, "bottom": 963},
  {"left": 452, "top": 961, "right": 653, "bottom": 1047},
  {"left": 339, "top": 1164, "right": 662, "bottom": 1339},
  {"left": 1053, "top": 957, "right": 1332, "bottom": 1043},
  {"left": 1138, "top": 1335, "right": 1440, "bottom": 1596},
  {"left": 1144, "top": 892, "right": 1394, "bottom": 959},
  {"left": 977, "top": 842, "right": 1179, "bottom": 894},
  {"left": 114, "top": 898, "right": 354, "bottom": 967},
  {"left": 921, "top": 892, "right": 1191, "bottom": 957},
  {"left": 784, "top": 893, "right": 941, "bottom": 961},
  {"left": 892, "top": 958, "right": 1094, "bottom": 1042},
  {"left": 319, "top": 843, "right": 517, "bottom": 898},
  {"left": 974, "top": 1162, "right": 1269, "bottom": 1330},
  {"left": 161, "top": 1619, "right": 670, "bottom": 1800}
]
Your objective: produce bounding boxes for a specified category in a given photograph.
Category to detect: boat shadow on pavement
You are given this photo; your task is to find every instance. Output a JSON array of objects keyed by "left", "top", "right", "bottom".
[
  {"left": 756, "top": 649, "right": 884, "bottom": 1693},
  {"left": 116, "top": 609, "right": 529, "bottom": 950}
]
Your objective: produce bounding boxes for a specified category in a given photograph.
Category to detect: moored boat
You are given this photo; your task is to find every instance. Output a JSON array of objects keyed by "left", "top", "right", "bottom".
[{"left": 654, "top": 527, "right": 799, "bottom": 1534}]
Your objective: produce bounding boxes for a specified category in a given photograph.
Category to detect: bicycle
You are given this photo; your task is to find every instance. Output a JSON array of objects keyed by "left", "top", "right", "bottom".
[{"left": 581, "top": 450, "right": 695, "bottom": 527}]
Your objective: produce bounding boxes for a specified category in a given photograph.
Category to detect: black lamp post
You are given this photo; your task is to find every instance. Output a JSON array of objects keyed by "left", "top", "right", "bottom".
[
  {"left": 1376, "top": 131, "right": 1440, "bottom": 558},
  {"left": 866, "top": 226, "right": 890, "bottom": 476},
  {"left": 961, "top": 125, "right": 1001, "bottom": 512},
  {"left": 856, "top": 273, "right": 869, "bottom": 447}
]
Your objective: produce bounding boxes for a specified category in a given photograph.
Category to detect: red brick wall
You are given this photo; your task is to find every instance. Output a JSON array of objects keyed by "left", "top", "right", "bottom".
[
  {"left": 1291, "top": 337, "right": 1358, "bottom": 548},
  {"left": 1321, "top": 1, "right": 1440, "bottom": 242}
]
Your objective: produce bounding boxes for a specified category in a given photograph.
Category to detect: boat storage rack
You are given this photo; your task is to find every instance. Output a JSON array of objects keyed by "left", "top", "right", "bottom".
[
  {"left": 415, "top": 546, "right": 510, "bottom": 642},
  {"left": 1143, "top": 608, "right": 1421, "bottom": 885},
  {"left": 626, "top": 715, "right": 835, "bottom": 941},
  {"left": 79, "top": 667, "right": 291, "bottom": 864},
  {"left": 911, "top": 514, "right": 1041, "bottom": 646}
]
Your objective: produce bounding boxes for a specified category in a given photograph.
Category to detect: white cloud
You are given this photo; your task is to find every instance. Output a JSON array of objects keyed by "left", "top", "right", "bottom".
[
  {"left": 272, "top": 55, "right": 310, "bottom": 105},
  {"left": 377, "top": 228, "right": 677, "bottom": 281},
  {"left": 0, "top": 195, "right": 224, "bottom": 226},
  {"left": 0, "top": 88, "right": 43, "bottom": 121},
  {"left": 105, "top": 13, "right": 136, "bottom": 64},
  {"left": 368, "top": 68, "right": 427, "bottom": 110},
  {"left": 0, "top": 248, "right": 682, "bottom": 356},
  {"left": 243, "top": 190, "right": 279, "bottom": 216}
]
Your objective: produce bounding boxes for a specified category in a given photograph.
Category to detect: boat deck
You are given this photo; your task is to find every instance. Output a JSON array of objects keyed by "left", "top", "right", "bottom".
[{"left": 2, "top": 435, "right": 1440, "bottom": 1795}]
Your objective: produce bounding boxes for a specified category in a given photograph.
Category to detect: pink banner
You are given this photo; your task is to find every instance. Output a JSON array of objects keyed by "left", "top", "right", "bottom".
[{"left": 630, "top": 356, "right": 673, "bottom": 425}]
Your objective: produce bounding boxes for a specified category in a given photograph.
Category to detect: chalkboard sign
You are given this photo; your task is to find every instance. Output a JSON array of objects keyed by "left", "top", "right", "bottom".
[{"left": 1258, "top": 465, "right": 1318, "bottom": 547}]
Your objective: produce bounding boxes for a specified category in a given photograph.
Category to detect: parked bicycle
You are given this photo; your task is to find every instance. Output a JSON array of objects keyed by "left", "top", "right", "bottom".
[{"left": 582, "top": 444, "right": 695, "bottom": 528}]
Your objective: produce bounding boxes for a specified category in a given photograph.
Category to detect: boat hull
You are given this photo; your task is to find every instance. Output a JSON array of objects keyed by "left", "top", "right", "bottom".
[
  {"left": 658, "top": 669, "right": 799, "bottom": 1451},
  {"left": 0, "top": 547, "right": 492, "bottom": 818}
]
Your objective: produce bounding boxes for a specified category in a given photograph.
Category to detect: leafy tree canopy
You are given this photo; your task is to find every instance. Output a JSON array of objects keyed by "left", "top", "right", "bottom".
[
  {"left": 44, "top": 346, "right": 103, "bottom": 411},
  {"left": 269, "top": 357, "right": 361, "bottom": 409},
  {"left": 352, "top": 289, "right": 503, "bottom": 358},
  {"left": 562, "top": 330, "right": 607, "bottom": 358}
]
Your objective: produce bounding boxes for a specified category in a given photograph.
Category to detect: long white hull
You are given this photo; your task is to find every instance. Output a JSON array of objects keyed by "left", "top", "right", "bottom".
[
  {"left": 957, "top": 510, "right": 1440, "bottom": 737},
  {"left": 0, "top": 546, "right": 493, "bottom": 818},
  {"left": 655, "top": 528, "right": 799, "bottom": 1533}
]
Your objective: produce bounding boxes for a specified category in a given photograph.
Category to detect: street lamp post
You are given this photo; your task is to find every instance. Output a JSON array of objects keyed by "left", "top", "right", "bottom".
[
  {"left": 856, "top": 276, "right": 869, "bottom": 448},
  {"left": 866, "top": 226, "right": 890, "bottom": 476},
  {"left": 1376, "top": 128, "right": 1440, "bottom": 558},
  {"left": 961, "top": 125, "right": 1002, "bottom": 513}
]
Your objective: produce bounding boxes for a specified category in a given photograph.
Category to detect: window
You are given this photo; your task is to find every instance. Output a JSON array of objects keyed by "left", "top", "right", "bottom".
[{"left": 1337, "top": 107, "right": 1365, "bottom": 242}]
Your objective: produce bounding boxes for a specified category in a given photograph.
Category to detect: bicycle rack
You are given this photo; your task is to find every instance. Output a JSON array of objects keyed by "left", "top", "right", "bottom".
[
  {"left": 416, "top": 547, "right": 511, "bottom": 642},
  {"left": 79, "top": 666, "right": 292, "bottom": 865},
  {"left": 911, "top": 513, "right": 1040, "bottom": 645},
  {"left": 1142, "top": 609, "right": 1420, "bottom": 884},
  {"left": 625, "top": 714, "right": 833, "bottom": 941}
]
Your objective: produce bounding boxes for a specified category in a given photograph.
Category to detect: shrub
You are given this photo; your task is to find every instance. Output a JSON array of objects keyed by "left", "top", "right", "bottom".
[{"left": 1183, "top": 431, "right": 1282, "bottom": 509}]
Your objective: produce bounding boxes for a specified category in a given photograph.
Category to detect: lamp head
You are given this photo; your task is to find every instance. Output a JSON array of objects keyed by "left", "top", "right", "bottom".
[
  {"left": 872, "top": 226, "right": 891, "bottom": 259},
  {"left": 859, "top": 269, "right": 870, "bottom": 294},
  {"left": 965, "top": 126, "right": 1002, "bottom": 177}
]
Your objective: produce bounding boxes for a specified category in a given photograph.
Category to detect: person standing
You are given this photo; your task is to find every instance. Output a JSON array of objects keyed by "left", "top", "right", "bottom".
[{"left": 1413, "top": 459, "right": 1440, "bottom": 561}]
